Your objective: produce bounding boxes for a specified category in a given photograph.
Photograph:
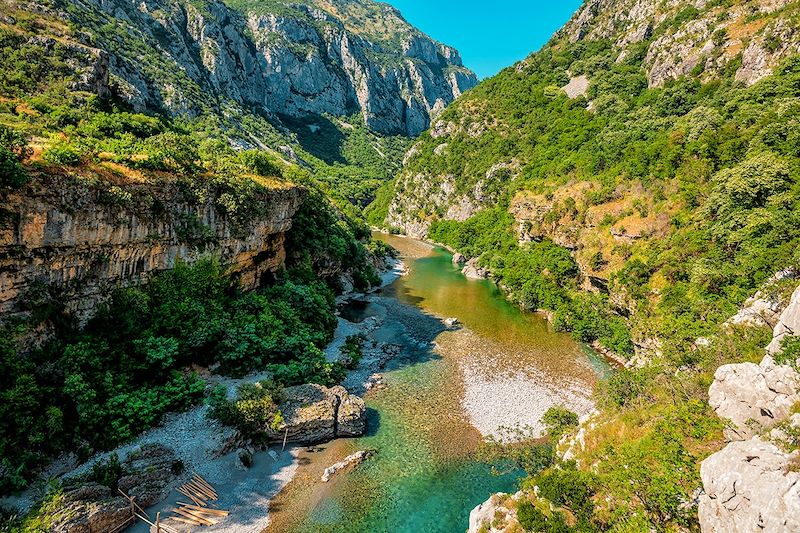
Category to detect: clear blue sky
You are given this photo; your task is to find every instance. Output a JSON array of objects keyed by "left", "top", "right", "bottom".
[{"left": 385, "top": 0, "right": 584, "bottom": 79}]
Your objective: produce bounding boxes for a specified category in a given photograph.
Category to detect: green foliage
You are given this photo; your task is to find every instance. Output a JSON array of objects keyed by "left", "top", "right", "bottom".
[
  {"left": 41, "top": 142, "right": 82, "bottom": 166},
  {"left": 517, "top": 500, "right": 570, "bottom": 533},
  {"left": 774, "top": 336, "right": 800, "bottom": 370},
  {"left": 541, "top": 407, "right": 579, "bottom": 440},
  {"left": 535, "top": 462, "right": 597, "bottom": 520},
  {"left": 208, "top": 381, "right": 284, "bottom": 438},
  {"left": 88, "top": 454, "right": 125, "bottom": 492},
  {"left": 340, "top": 334, "right": 366, "bottom": 369},
  {"left": 0, "top": 125, "right": 30, "bottom": 187},
  {"left": 0, "top": 258, "right": 343, "bottom": 492}
]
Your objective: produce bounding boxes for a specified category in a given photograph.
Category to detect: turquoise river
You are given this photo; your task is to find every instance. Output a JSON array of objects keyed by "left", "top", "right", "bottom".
[{"left": 265, "top": 234, "right": 608, "bottom": 532}]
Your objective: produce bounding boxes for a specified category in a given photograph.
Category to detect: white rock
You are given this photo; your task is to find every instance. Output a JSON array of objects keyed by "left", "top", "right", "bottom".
[
  {"left": 708, "top": 356, "right": 800, "bottom": 440},
  {"left": 320, "top": 450, "right": 371, "bottom": 482},
  {"left": 768, "top": 285, "right": 800, "bottom": 355},
  {"left": 698, "top": 439, "right": 800, "bottom": 532}
]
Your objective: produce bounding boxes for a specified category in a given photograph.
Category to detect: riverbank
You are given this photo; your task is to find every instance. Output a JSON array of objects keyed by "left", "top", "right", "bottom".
[
  {"left": 263, "top": 233, "right": 605, "bottom": 532},
  {"left": 0, "top": 255, "right": 409, "bottom": 531}
]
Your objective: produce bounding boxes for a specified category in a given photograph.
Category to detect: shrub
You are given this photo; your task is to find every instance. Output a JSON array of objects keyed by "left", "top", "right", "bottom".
[
  {"left": 0, "top": 146, "right": 27, "bottom": 187},
  {"left": 0, "top": 125, "right": 31, "bottom": 187},
  {"left": 208, "top": 381, "right": 284, "bottom": 438},
  {"left": 516, "top": 500, "right": 570, "bottom": 533},
  {"left": 541, "top": 407, "right": 579, "bottom": 440},
  {"left": 42, "top": 142, "right": 82, "bottom": 166}
]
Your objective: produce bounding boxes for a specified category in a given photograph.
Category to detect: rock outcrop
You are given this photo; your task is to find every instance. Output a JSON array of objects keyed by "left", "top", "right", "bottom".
[
  {"left": 52, "top": 444, "right": 179, "bottom": 533},
  {"left": 0, "top": 171, "right": 303, "bottom": 326},
  {"left": 461, "top": 257, "right": 489, "bottom": 280},
  {"left": 556, "top": 0, "right": 800, "bottom": 88},
  {"left": 269, "top": 383, "right": 367, "bottom": 444},
  {"left": 700, "top": 283, "right": 800, "bottom": 531},
  {"left": 708, "top": 355, "right": 800, "bottom": 441},
  {"left": 468, "top": 491, "right": 524, "bottom": 533},
  {"left": 48, "top": 0, "right": 477, "bottom": 136},
  {"left": 698, "top": 439, "right": 800, "bottom": 532},
  {"left": 768, "top": 285, "right": 800, "bottom": 355}
]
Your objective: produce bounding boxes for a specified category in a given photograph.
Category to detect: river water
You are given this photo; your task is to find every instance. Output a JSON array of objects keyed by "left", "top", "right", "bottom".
[{"left": 265, "top": 234, "right": 608, "bottom": 532}]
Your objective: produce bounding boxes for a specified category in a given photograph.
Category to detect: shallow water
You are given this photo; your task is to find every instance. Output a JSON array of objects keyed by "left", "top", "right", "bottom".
[{"left": 265, "top": 234, "right": 607, "bottom": 533}]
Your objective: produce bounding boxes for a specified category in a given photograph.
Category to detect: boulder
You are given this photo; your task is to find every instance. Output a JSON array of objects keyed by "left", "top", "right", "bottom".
[
  {"left": 117, "top": 443, "right": 179, "bottom": 507},
  {"left": 269, "top": 384, "right": 367, "bottom": 444},
  {"left": 468, "top": 492, "right": 522, "bottom": 533},
  {"left": 334, "top": 385, "right": 368, "bottom": 437},
  {"left": 708, "top": 356, "right": 800, "bottom": 440},
  {"left": 320, "top": 450, "right": 373, "bottom": 482},
  {"left": 462, "top": 258, "right": 489, "bottom": 280},
  {"left": 54, "top": 485, "right": 132, "bottom": 533},
  {"left": 452, "top": 252, "right": 466, "bottom": 265},
  {"left": 698, "top": 439, "right": 800, "bottom": 532},
  {"left": 768, "top": 284, "right": 800, "bottom": 355},
  {"left": 51, "top": 444, "right": 179, "bottom": 532}
]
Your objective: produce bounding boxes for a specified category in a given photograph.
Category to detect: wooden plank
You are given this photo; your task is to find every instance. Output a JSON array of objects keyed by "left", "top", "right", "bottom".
[
  {"left": 176, "top": 486, "right": 207, "bottom": 507},
  {"left": 172, "top": 507, "right": 215, "bottom": 526},
  {"left": 193, "top": 474, "right": 217, "bottom": 494},
  {"left": 185, "top": 480, "right": 216, "bottom": 500},
  {"left": 191, "top": 476, "right": 219, "bottom": 498},
  {"left": 173, "top": 506, "right": 218, "bottom": 525},
  {"left": 177, "top": 503, "right": 229, "bottom": 516},
  {"left": 170, "top": 515, "right": 204, "bottom": 526}
]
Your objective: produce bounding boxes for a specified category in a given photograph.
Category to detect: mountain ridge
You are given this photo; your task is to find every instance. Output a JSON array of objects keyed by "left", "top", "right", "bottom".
[{"left": 43, "top": 0, "right": 477, "bottom": 137}]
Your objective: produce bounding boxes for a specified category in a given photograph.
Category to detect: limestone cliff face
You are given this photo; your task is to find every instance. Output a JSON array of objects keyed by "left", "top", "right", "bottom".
[
  {"left": 0, "top": 171, "right": 304, "bottom": 325},
  {"left": 557, "top": 0, "right": 800, "bottom": 87},
  {"left": 53, "top": 0, "right": 477, "bottom": 136},
  {"left": 698, "top": 283, "right": 800, "bottom": 532}
]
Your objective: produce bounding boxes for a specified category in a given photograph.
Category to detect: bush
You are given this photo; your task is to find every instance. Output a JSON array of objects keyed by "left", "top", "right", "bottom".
[
  {"left": 42, "top": 142, "right": 82, "bottom": 166},
  {"left": 208, "top": 381, "right": 284, "bottom": 438},
  {"left": 536, "top": 462, "right": 596, "bottom": 520},
  {"left": 516, "top": 500, "right": 570, "bottom": 533},
  {"left": 0, "top": 125, "right": 31, "bottom": 187},
  {"left": 0, "top": 146, "right": 27, "bottom": 187},
  {"left": 542, "top": 407, "right": 579, "bottom": 440}
]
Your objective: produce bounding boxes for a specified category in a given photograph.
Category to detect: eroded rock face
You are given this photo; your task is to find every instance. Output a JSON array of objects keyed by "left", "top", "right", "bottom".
[
  {"left": 52, "top": 444, "right": 179, "bottom": 533},
  {"left": 698, "top": 439, "right": 800, "bottom": 532},
  {"left": 268, "top": 383, "right": 366, "bottom": 444},
  {"left": 0, "top": 172, "right": 304, "bottom": 326},
  {"left": 708, "top": 356, "right": 800, "bottom": 441},
  {"left": 461, "top": 257, "right": 489, "bottom": 280},
  {"left": 61, "top": 0, "right": 477, "bottom": 136},
  {"left": 768, "top": 285, "right": 800, "bottom": 355},
  {"left": 468, "top": 491, "right": 523, "bottom": 533}
]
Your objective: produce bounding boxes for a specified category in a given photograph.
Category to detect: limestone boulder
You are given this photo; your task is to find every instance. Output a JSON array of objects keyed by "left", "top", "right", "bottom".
[
  {"left": 708, "top": 356, "right": 800, "bottom": 440},
  {"left": 698, "top": 439, "right": 800, "bottom": 532},
  {"left": 269, "top": 384, "right": 366, "bottom": 444},
  {"left": 462, "top": 258, "right": 489, "bottom": 280},
  {"left": 768, "top": 285, "right": 800, "bottom": 355}
]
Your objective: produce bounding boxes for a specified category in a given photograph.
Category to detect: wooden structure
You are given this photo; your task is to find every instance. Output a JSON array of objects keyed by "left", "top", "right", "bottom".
[
  {"left": 168, "top": 474, "right": 229, "bottom": 527},
  {"left": 117, "top": 489, "right": 179, "bottom": 533}
]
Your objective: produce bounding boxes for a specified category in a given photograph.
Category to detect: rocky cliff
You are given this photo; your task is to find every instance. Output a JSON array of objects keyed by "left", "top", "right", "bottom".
[
  {"left": 699, "top": 284, "right": 800, "bottom": 531},
  {"left": 389, "top": 0, "right": 800, "bottom": 237},
  {"left": 30, "top": 0, "right": 476, "bottom": 137},
  {"left": 0, "top": 169, "right": 303, "bottom": 326}
]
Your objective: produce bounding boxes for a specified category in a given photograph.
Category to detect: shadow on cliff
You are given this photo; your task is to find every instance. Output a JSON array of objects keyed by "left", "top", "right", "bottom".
[{"left": 279, "top": 113, "right": 346, "bottom": 164}]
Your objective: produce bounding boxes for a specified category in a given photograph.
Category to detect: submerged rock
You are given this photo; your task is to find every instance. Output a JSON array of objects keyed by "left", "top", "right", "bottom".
[
  {"left": 269, "top": 384, "right": 366, "bottom": 444},
  {"left": 320, "top": 450, "right": 373, "bottom": 482}
]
